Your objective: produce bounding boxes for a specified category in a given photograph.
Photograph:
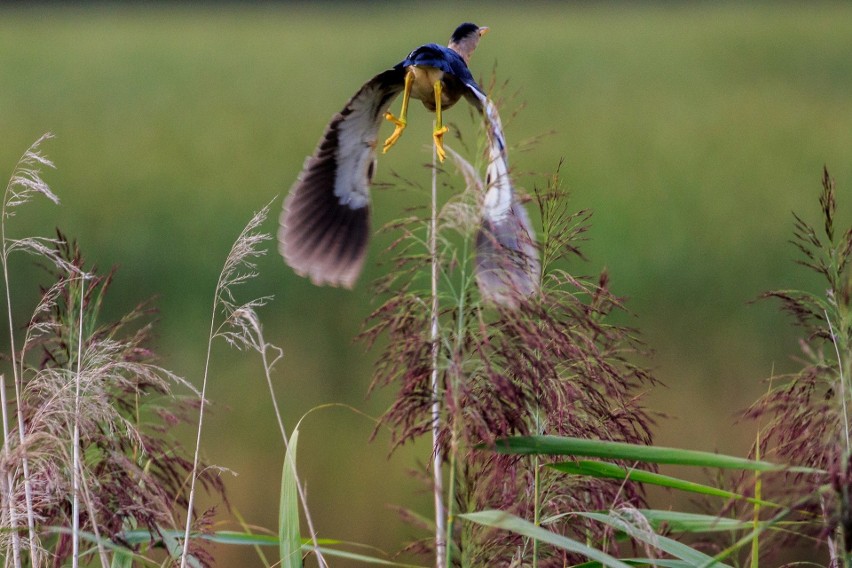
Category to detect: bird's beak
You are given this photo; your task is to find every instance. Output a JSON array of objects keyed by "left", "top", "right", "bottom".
[{"left": 478, "top": 26, "right": 490, "bottom": 37}]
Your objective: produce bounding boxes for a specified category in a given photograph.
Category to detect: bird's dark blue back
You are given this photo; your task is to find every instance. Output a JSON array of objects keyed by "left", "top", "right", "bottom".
[{"left": 397, "top": 43, "right": 476, "bottom": 85}]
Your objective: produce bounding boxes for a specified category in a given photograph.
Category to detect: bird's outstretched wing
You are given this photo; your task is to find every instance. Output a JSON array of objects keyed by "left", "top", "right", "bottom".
[
  {"left": 279, "top": 68, "right": 405, "bottom": 288},
  {"left": 466, "top": 87, "right": 541, "bottom": 306}
]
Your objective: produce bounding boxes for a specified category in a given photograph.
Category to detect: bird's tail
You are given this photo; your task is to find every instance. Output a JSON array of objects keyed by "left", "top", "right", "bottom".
[
  {"left": 452, "top": 91, "right": 540, "bottom": 306},
  {"left": 474, "top": 98, "right": 541, "bottom": 307}
]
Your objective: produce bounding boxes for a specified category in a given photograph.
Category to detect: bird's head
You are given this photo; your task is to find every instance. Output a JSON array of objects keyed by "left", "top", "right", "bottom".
[{"left": 448, "top": 22, "right": 489, "bottom": 64}]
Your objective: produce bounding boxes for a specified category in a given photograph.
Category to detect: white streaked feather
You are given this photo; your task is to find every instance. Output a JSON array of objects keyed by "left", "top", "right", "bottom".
[
  {"left": 477, "top": 94, "right": 514, "bottom": 223},
  {"left": 483, "top": 141, "right": 514, "bottom": 222},
  {"left": 465, "top": 88, "right": 541, "bottom": 306},
  {"left": 333, "top": 80, "right": 391, "bottom": 209}
]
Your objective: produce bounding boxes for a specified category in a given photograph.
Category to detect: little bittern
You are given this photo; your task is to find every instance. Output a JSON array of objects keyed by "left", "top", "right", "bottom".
[{"left": 279, "top": 23, "right": 539, "bottom": 305}]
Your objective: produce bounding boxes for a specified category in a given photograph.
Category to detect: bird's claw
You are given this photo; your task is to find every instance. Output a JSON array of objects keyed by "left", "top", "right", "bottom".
[
  {"left": 383, "top": 112, "right": 407, "bottom": 154},
  {"left": 433, "top": 125, "right": 449, "bottom": 162}
]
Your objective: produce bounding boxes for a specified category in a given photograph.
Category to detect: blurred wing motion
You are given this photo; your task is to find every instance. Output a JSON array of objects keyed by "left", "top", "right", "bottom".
[
  {"left": 278, "top": 69, "right": 404, "bottom": 288},
  {"left": 470, "top": 91, "right": 541, "bottom": 306},
  {"left": 279, "top": 53, "right": 539, "bottom": 305}
]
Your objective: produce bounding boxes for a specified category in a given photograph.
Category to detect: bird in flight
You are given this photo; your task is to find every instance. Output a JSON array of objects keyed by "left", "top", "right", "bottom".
[{"left": 279, "top": 23, "right": 539, "bottom": 304}]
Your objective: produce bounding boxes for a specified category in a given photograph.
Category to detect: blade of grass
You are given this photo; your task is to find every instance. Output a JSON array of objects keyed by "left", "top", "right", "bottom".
[
  {"left": 308, "top": 547, "right": 426, "bottom": 567},
  {"left": 630, "top": 510, "right": 771, "bottom": 533},
  {"left": 233, "top": 508, "right": 272, "bottom": 568},
  {"left": 549, "top": 460, "right": 779, "bottom": 507},
  {"left": 120, "top": 529, "right": 424, "bottom": 566},
  {"left": 109, "top": 548, "right": 133, "bottom": 568},
  {"left": 700, "top": 506, "right": 797, "bottom": 568},
  {"left": 46, "top": 528, "right": 159, "bottom": 567},
  {"left": 576, "top": 511, "right": 732, "bottom": 567},
  {"left": 491, "top": 436, "right": 821, "bottom": 473},
  {"left": 121, "top": 529, "right": 335, "bottom": 547},
  {"left": 573, "top": 560, "right": 693, "bottom": 568},
  {"left": 459, "top": 510, "right": 633, "bottom": 568},
  {"left": 280, "top": 428, "right": 302, "bottom": 568}
]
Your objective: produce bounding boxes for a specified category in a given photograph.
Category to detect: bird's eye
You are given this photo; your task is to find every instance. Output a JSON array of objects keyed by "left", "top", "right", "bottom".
[
  {"left": 486, "top": 173, "right": 492, "bottom": 186},
  {"left": 366, "top": 160, "right": 375, "bottom": 181}
]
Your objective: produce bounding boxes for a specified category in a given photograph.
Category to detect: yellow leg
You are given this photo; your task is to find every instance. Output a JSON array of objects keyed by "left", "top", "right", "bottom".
[
  {"left": 432, "top": 80, "right": 449, "bottom": 163},
  {"left": 383, "top": 69, "right": 414, "bottom": 154}
]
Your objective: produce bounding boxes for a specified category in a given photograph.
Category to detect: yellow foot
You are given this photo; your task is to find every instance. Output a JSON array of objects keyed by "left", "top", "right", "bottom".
[
  {"left": 433, "top": 125, "right": 449, "bottom": 162},
  {"left": 383, "top": 112, "right": 407, "bottom": 154}
]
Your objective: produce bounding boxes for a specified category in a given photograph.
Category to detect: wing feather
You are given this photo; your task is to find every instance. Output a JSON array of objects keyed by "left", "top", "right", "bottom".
[
  {"left": 279, "top": 68, "right": 404, "bottom": 288},
  {"left": 467, "top": 87, "right": 541, "bottom": 306}
]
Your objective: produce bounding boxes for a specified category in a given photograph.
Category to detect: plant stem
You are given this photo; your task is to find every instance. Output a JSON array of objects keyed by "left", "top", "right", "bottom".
[
  {"left": 72, "top": 276, "right": 86, "bottom": 568},
  {"left": 826, "top": 311, "right": 850, "bottom": 455},
  {"left": 826, "top": 309, "right": 852, "bottom": 561},
  {"left": 180, "top": 292, "right": 218, "bottom": 568},
  {"left": 444, "top": 242, "right": 470, "bottom": 568},
  {"left": 750, "top": 431, "right": 761, "bottom": 567},
  {"left": 532, "top": 454, "right": 540, "bottom": 567},
  {"left": 256, "top": 325, "right": 326, "bottom": 568},
  {"left": 0, "top": 396, "right": 21, "bottom": 568},
  {"left": 78, "top": 465, "right": 110, "bottom": 568},
  {"left": 444, "top": 431, "right": 457, "bottom": 568},
  {"left": 430, "top": 139, "right": 447, "bottom": 568},
  {"left": 2, "top": 178, "right": 25, "bottom": 568}
]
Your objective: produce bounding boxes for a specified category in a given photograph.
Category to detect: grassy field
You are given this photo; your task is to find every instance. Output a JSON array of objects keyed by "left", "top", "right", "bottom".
[{"left": 2, "top": 2, "right": 852, "bottom": 564}]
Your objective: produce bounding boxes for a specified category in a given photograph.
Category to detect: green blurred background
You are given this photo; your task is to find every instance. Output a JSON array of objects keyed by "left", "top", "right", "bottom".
[{"left": 2, "top": 2, "right": 852, "bottom": 564}]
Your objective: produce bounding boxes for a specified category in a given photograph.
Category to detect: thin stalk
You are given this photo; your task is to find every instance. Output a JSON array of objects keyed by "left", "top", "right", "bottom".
[
  {"left": 0, "top": 404, "right": 21, "bottom": 568},
  {"left": 532, "top": 396, "right": 545, "bottom": 566},
  {"left": 826, "top": 309, "right": 852, "bottom": 563},
  {"left": 258, "top": 340, "right": 288, "bottom": 446},
  {"left": 182, "top": 203, "right": 273, "bottom": 566},
  {"left": 430, "top": 138, "right": 446, "bottom": 568},
  {"left": 822, "top": 496, "right": 839, "bottom": 567},
  {"left": 532, "top": 453, "right": 540, "bottom": 567},
  {"left": 826, "top": 311, "right": 850, "bottom": 455},
  {"left": 180, "top": 292, "right": 217, "bottom": 568},
  {"left": 72, "top": 275, "right": 86, "bottom": 568},
  {"left": 78, "top": 464, "right": 110, "bottom": 568},
  {"left": 444, "top": 430, "right": 457, "bottom": 568},
  {"left": 444, "top": 247, "right": 470, "bottom": 568},
  {"left": 750, "top": 431, "right": 761, "bottom": 567},
  {"left": 255, "top": 324, "right": 327, "bottom": 568},
  {"left": 2, "top": 179, "right": 24, "bottom": 568},
  {"left": 11, "top": 344, "right": 36, "bottom": 562}
]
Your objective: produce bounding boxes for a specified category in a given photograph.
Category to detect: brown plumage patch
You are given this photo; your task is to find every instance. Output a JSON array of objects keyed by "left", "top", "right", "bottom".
[
  {"left": 475, "top": 206, "right": 540, "bottom": 308},
  {"left": 278, "top": 121, "right": 371, "bottom": 288},
  {"left": 279, "top": 70, "right": 403, "bottom": 288}
]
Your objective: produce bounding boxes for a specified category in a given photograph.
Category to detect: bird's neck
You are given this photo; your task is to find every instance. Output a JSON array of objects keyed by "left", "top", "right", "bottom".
[{"left": 448, "top": 39, "right": 476, "bottom": 65}]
